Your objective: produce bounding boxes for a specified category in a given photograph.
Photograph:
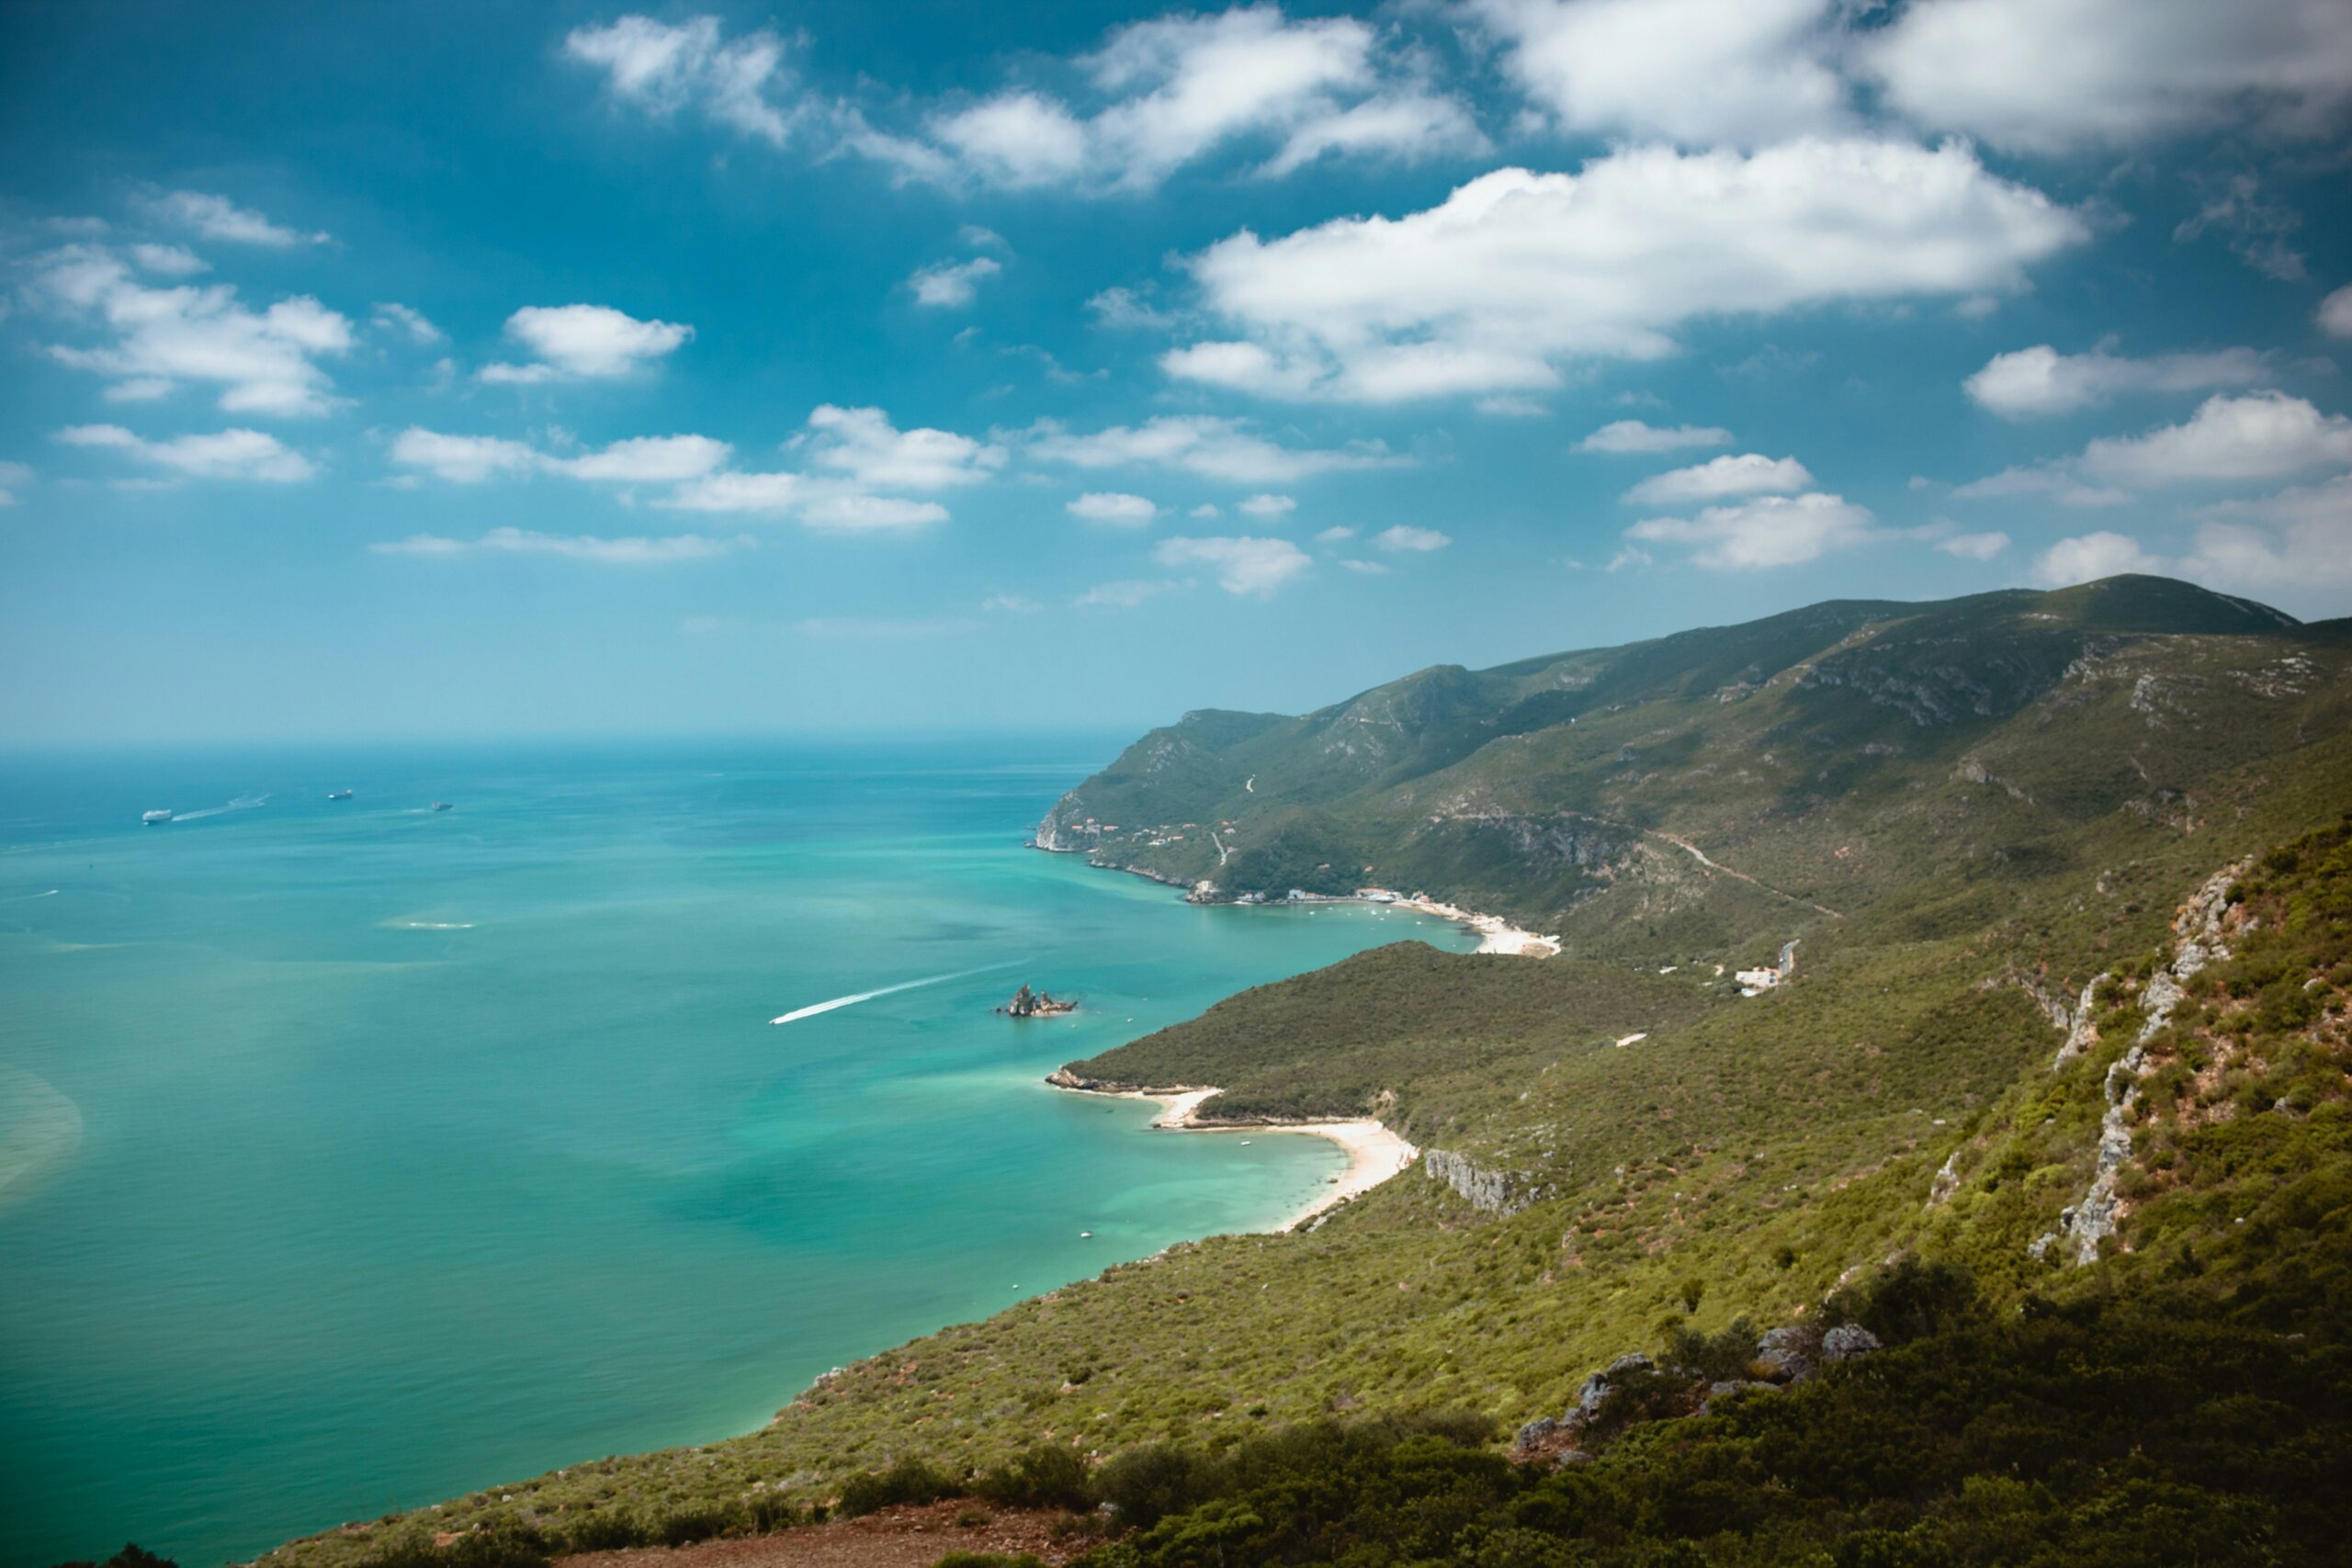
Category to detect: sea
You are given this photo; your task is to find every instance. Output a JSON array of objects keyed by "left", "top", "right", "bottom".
[{"left": 0, "top": 739, "right": 1473, "bottom": 1568}]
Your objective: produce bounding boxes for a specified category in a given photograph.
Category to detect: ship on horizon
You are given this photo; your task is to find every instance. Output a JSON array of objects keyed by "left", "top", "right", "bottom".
[
  {"left": 141, "top": 808, "right": 172, "bottom": 826},
  {"left": 328, "top": 788, "right": 353, "bottom": 801}
]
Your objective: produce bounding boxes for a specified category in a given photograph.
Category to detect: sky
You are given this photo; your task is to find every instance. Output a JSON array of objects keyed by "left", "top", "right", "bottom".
[{"left": 3, "top": 0, "right": 2350, "bottom": 744}]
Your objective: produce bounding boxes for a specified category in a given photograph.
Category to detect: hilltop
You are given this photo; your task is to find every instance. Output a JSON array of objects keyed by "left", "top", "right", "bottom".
[{"left": 248, "top": 577, "right": 2352, "bottom": 1568}]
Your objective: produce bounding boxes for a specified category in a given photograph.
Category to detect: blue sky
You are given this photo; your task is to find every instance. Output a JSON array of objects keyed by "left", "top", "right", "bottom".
[{"left": 4, "top": 0, "right": 2349, "bottom": 743}]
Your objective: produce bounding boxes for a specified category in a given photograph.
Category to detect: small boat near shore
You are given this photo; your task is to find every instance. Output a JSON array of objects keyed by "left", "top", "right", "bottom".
[
  {"left": 431, "top": 801, "right": 454, "bottom": 812},
  {"left": 328, "top": 788, "right": 353, "bottom": 801},
  {"left": 141, "top": 808, "right": 173, "bottom": 826}
]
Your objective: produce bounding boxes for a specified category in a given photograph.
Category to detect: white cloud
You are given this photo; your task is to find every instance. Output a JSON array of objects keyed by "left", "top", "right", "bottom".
[
  {"left": 1935, "top": 530, "right": 2011, "bottom": 560},
  {"left": 2182, "top": 473, "right": 2352, "bottom": 592},
  {"left": 55, "top": 423, "right": 314, "bottom": 482},
  {"left": 1315, "top": 525, "right": 1354, "bottom": 542},
  {"left": 372, "top": 526, "right": 743, "bottom": 564},
  {"left": 2078, "top": 391, "right": 2352, "bottom": 485},
  {"left": 371, "top": 302, "right": 445, "bottom": 344},
  {"left": 661, "top": 470, "right": 803, "bottom": 514},
  {"left": 1074, "top": 578, "right": 1173, "bottom": 608},
  {"left": 1575, "top": 420, "right": 1732, "bottom": 454},
  {"left": 1238, "top": 492, "right": 1295, "bottom": 519},
  {"left": 388, "top": 429, "right": 729, "bottom": 485},
  {"left": 1021, "top": 414, "right": 1401, "bottom": 485},
  {"left": 571, "top": 9, "right": 1478, "bottom": 193},
  {"left": 1476, "top": 395, "right": 1549, "bottom": 418},
  {"left": 1623, "top": 453, "right": 1810, "bottom": 505},
  {"left": 1258, "top": 90, "right": 1487, "bottom": 178},
  {"left": 1340, "top": 558, "right": 1390, "bottom": 574},
  {"left": 566, "top": 16, "right": 797, "bottom": 144},
  {"left": 932, "top": 93, "right": 1092, "bottom": 187},
  {"left": 1861, "top": 0, "right": 2352, "bottom": 153},
  {"left": 1153, "top": 534, "right": 1313, "bottom": 595},
  {"left": 144, "top": 190, "right": 326, "bottom": 246},
  {"left": 0, "top": 460, "right": 31, "bottom": 506},
  {"left": 1473, "top": 0, "right": 1848, "bottom": 146},
  {"left": 1190, "top": 502, "right": 1222, "bottom": 518},
  {"left": 31, "top": 244, "right": 353, "bottom": 416},
  {"left": 1088, "top": 287, "right": 1179, "bottom": 331},
  {"left": 1170, "top": 141, "right": 2085, "bottom": 402},
  {"left": 2319, "top": 286, "right": 2352, "bottom": 340},
  {"left": 2032, "top": 530, "right": 2165, "bottom": 585},
  {"left": 552, "top": 434, "right": 732, "bottom": 483},
  {"left": 128, "top": 243, "right": 207, "bottom": 276},
  {"left": 1374, "top": 524, "right": 1449, "bottom": 552},
  {"left": 1067, "top": 491, "right": 1159, "bottom": 525},
  {"left": 389, "top": 428, "right": 542, "bottom": 483},
  {"left": 982, "top": 592, "right": 1042, "bottom": 613},
  {"left": 481, "top": 304, "right": 692, "bottom": 383},
  {"left": 798, "top": 404, "right": 1005, "bottom": 490},
  {"left": 797, "top": 492, "right": 952, "bottom": 530},
  {"left": 1951, "top": 465, "right": 2130, "bottom": 508},
  {"left": 1963, "top": 343, "right": 2267, "bottom": 418},
  {"left": 1625, "top": 491, "right": 1875, "bottom": 570},
  {"left": 909, "top": 256, "right": 1003, "bottom": 309}
]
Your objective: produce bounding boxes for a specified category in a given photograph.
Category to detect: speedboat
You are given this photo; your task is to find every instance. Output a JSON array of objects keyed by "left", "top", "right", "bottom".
[{"left": 141, "top": 808, "right": 173, "bottom": 826}]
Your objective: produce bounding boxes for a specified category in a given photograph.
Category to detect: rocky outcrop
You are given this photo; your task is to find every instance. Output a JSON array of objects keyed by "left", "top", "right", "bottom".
[
  {"left": 1821, "top": 1324, "right": 1882, "bottom": 1362},
  {"left": 1000, "top": 984, "right": 1076, "bottom": 1018},
  {"left": 1423, "top": 1148, "right": 1550, "bottom": 1214},
  {"left": 2033, "top": 857, "right": 2252, "bottom": 1266},
  {"left": 1754, "top": 1325, "right": 1816, "bottom": 1382}
]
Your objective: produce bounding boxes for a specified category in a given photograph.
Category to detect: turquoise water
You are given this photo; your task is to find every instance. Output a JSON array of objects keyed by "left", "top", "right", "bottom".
[{"left": 0, "top": 740, "right": 1470, "bottom": 1568}]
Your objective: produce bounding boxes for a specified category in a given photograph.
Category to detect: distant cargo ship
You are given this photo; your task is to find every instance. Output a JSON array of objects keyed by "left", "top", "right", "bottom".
[
  {"left": 141, "top": 808, "right": 173, "bottom": 826},
  {"left": 328, "top": 788, "right": 353, "bottom": 801}
]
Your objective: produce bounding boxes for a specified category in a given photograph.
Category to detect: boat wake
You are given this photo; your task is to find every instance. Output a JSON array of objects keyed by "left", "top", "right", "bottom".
[
  {"left": 170, "top": 793, "right": 271, "bottom": 822},
  {"left": 770, "top": 962, "right": 1016, "bottom": 1026}
]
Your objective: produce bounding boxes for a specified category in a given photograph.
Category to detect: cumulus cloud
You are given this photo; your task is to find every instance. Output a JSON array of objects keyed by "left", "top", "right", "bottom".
[
  {"left": 908, "top": 256, "right": 1003, "bottom": 308},
  {"left": 1473, "top": 0, "right": 1849, "bottom": 146},
  {"left": 1624, "top": 491, "right": 1875, "bottom": 570},
  {"left": 797, "top": 404, "right": 1006, "bottom": 490},
  {"left": 565, "top": 16, "right": 798, "bottom": 144},
  {"left": 1237, "top": 492, "right": 1295, "bottom": 519},
  {"left": 1623, "top": 453, "right": 1810, "bottom": 505},
  {"left": 1315, "top": 525, "right": 1354, "bottom": 542},
  {"left": 1374, "top": 525, "right": 1449, "bottom": 552},
  {"left": 1575, "top": 420, "right": 1733, "bottom": 454},
  {"left": 1066, "top": 491, "right": 1159, "bottom": 525},
  {"left": 2181, "top": 473, "right": 2352, "bottom": 592},
  {"left": 0, "top": 460, "right": 31, "bottom": 506},
  {"left": 1153, "top": 534, "right": 1313, "bottom": 595},
  {"left": 571, "top": 8, "right": 1480, "bottom": 192},
  {"left": 1951, "top": 465, "right": 2130, "bottom": 508},
  {"left": 1861, "top": 0, "right": 2352, "bottom": 153},
  {"left": 128, "top": 243, "right": 207, "bottom": 276},
  {"left": 388, "top": 428, "right": 730, "bottom": 485},
  {"left": 2319, "top": 286, "right": 2352, "bottom": 339},
  {"left": 1935, "top": 530, "right": 2011, "bottom": 560},
  {"left": 55, "top": 423, "right": 315, "bottom": 482},
  {"left": 2078, "top": 391, "right": 2352, "bottom": 485},
  {"left": 1963, "top": 343, "right": 2267, "bottom": 418},
  {"left": 1167, "top": 141, "right": 2085, "bottom": 402},
  {"left": 371, "top": 302, "right": 444, "bottom": 344},
  {"left": 143, "top": 190, "right": 327, "bottom": 246},
  {"left": 30, "top": 244, "right": 353, "bottom": 415},
  {"left": 1021, "top": 415, "right": 1401, "bottom": 485},
  {"left": 372, "top": 526, "right": 743, "bottom": 564},
  {"left": 2032, "top": 530, "right": 2166, "bottom": 585},
  {"left": 480, "top": 304, "right": 692, "bottom": 383}
]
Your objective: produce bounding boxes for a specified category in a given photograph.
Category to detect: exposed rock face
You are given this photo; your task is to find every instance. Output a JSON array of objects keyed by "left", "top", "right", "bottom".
[
  {"left": 2051, "top": 975, "right": 2109, "bottom": 1068},
  {"left": 2034, "top": 856, "right": 2252, "bottom": 1265},
  {"left": 1001, "top": 984, "right": 1076, "bottom": 1018},
  {"left": 1423, "top": 1148, "right": 1551, "bottom": 1214},
  {"left": 1821, "top": 1324, "right": 1883, "bottom": 1362},
  {"left": 1927, "top": 1150, "right": 1962, "bottom": 1207},
  {"left": 1754, "top": 1325, "right": 1817, "bottom": 1383},
  {"left": 1574, "top": 1353, "right": 1656, "bottom": 1419}
]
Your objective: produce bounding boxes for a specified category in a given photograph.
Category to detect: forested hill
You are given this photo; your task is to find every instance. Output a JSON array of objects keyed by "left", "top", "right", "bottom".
[{"left": 1035, "top": 574, "right": 2345, "bottom": 962}]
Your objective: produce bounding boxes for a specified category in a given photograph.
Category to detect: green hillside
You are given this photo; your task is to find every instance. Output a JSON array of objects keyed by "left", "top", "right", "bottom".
[{"left": 243, "top": 578, "right": 2352, "bottom": 1568}]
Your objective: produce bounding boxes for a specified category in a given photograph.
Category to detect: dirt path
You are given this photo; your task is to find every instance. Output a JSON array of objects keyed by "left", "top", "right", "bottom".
[
  {"left": 560, "top": 1503, "right": 1091, "bottom": 1568},
  {"left": 1645, "top": 830, "right": 1843, "bottom": 919}
]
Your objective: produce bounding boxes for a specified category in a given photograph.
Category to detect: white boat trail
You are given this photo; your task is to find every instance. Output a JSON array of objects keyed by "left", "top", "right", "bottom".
[{"left": 770, "top": 962, "right": 1016, "bottom": 1026}]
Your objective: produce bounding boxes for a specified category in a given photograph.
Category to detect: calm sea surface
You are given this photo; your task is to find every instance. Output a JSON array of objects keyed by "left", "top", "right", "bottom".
[{"left": 0, "top": 739, "right": 1470, "bottom": 1568}]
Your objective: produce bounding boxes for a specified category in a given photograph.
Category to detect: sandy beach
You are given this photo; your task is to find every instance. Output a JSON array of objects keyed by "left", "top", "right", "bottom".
[
  {"left": 1393, "top": 897, "right": 1561, "bottom": 956},
  {"left": 1054, "top": 1082, "right": 1419, "bottom": 1231}
]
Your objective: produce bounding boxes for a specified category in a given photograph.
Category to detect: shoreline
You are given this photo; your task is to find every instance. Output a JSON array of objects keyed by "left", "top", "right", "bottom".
[
  {"left": 1388, "top": 896, "right": 1560, "bottom": 957},
  {"left": 1048, "top": 1079, "right": 1419, "bottom": 1232}
]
